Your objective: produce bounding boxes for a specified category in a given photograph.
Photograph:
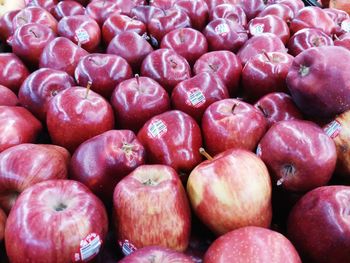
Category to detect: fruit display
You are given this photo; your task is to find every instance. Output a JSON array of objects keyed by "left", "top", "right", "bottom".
[{"left": 1, "top": 0, "right": 350, "bottom": 262}]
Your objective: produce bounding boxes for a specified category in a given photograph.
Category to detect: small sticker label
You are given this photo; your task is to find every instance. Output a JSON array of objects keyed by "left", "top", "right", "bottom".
[
  {"left": 215, "top": 23, "right": 230, "bottom": 36},
  {"left": 256, "top": 144, "right": 262, "bottom": 157},
  {"left": 341, "top": 20, "right": 350, "bottom": 33},
  {"left": 118, "top": 240, "right": 137, "bottom": 256},
  {"left": 75, "top": 28, "right": 90, "bottom": 44},
  {"left": 186, "top": 88, "right": 206, "bottom": 108},
  {"left": 148, "top": 119, "right": 167, "bottom": 138},
  {"left": 324, "top": 120, "right": 342, "bottom": 139},
  {"left": 73, "top": 233, "right": 102, "bottom": 262},
  {"left": 251, "top": 24, "right": 265, "bottom": 35}
]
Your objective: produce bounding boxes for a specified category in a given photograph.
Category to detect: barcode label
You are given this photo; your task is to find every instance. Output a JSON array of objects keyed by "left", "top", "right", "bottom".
[
  {"left": 186, "top": 88, "right": 206, "bottom": 108},
  {"left": 74, "top": 233, "right": 101, "bottom": 262},
  {"left": 252, "top": 24, "right": 264, "bottom": 35},
  {"left": 341, "top": 20, "right": 350, "bottom": 33},
  {"left": 324, "top": 120, "right": 341, "bottom": 139},
  {"left": 75, "top": 29, "right": 90, "bottom": 44},
  {"left": 118, "top": 240, "right": 137, "bottom": 256},
  {"left": 148, "top": 119, "right": 167, "bottom": 138},
  {"left": 215, "top": 23, "right": 230, "bottom": 36}
]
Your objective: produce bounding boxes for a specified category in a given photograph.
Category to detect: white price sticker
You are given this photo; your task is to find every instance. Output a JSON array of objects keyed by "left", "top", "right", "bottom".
[
  {"left": 186, "top": 88, "right": 206, "bottom": 108},
  {"left": 148, "top": 119, "right": 167, "bottom": 138},
  {"left": 75, "top": 28, "right": 90, "bottom": 44},
  {"left": 324, "top": 120, "right": 342, "bottom": 139},
  {"left": 215, "top": 23, "right": 230, "bottom": 36},
  {"left": 118, "top": 240, "right": 137, "bottom": 256},
  {"left": 252, "top": 24, "right": 265, "bottom": 35},
  {"left": 73, "top": 233, "right": 102, "bottom": 262},
  {"left": 341, "top": 20, "right": 350, "bottom": 33}
]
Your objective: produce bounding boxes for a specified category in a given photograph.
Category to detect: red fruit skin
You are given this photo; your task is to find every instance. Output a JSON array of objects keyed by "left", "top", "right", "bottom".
[
  {"left": 0, "top": 85, "right": 18, "bottom": 106},
  {"left": 137, "top": 110, "right": 203, "bottom": 176},
  {"left": 18, "top": 68, "right": 75, "bottom": 122},
  {"left": 74, "top": 53, "right": 133, "bottom": 99},
  {"left": 273, "top": 0, "right": 305, "bottom": 16},
  {"left": 0, "top": 208, "right": 5, "bottom": 242},
  {"left": 201, "top": 98, "right": 267, "bottom": 155},
  {"left": 287, "top": 186, "right": 350, "bottom": 263},
  {"left": 174, "top": 0, "right": 209, "bottom": 31},
  {"left": 257, "top": 4, "right": 294, "bottom": 23},
  {"left": 204, "top": 227, "right": 301, "bottom": 263},
  {"left": 27, "top": 0, "right": 58, "bottom": 12},
  {"left": 85, "top": 0, "right": 121, "bottom": 26},
  {"left": 239, "top": 0, "right": 266, "bottom": 21},
  {"left": 334, "top": 32, "right": 350, "bottom": 50},
  {"left": 0, "top": 143, "right": 70, "bottom": 213},
  {"left": 171, "top": 72, "right": 229, "bottom": 123},
  {"left": 5, "top": 179, "right": 108, "bottom": 263},
  {"left": 203, "top": 0, "right": 240, "bottom": 12},
  {"left": 0, "top": 10, "right": 20, "bottom": 42},
  {"left": 129, "top": 5, "right": 163, "bottom": 25},
  {"left": 111, "top": 76, "right": 170, "bottom": 133},
  {"left": 46, "top": 87, "right": 115, "bottom": 153},
  {"left": 330, "top": 0, "right": 350, "bottom": 16},
  {"left": 324, "top": 7, "right": 349, "bottom": 25},
  {"left": 51, "top": 1, "right": 85, "bottom": 21},
  {"left": 210, "top": 4, "right": 247, "bottom": 26}
]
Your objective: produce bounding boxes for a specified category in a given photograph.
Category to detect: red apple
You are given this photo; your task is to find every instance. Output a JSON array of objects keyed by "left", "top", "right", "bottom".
[
  {"left": 334, "top": 32, "right": 350, "bottom": 50},
  {"left": 174, "top": 0, "right": 209, "bottom": 31},
  {"left": 0, "top": 208, "right": 5, "bottom": 242},
  {"left": 239, "top": 0, "right": 266, "bottom": 21},
  {"left": 204, "top": 226, "right": 301, "bottom": 263},
  {"left": 129, "top": 5, "right": 163, "bottom": 25},
  {"left": 257, "top": 3, "right": 294, "bottom": 23},
  {"left": 187, "top": 148, "right": 272, "bottom": 235},
  {"left": 0, "top": 85, "right": 18, "bottom": 106},
  {"left": 203, "top": 0, "right": 240, "bottom": 12},
  {"left": 114, "top": 164, "right": 191, "bottom": 251},
  {"left": 324, "top": 7, "right": 349, "bottom": 26},
  {"left": 202, "top": 98, "right": 267, "bottom": 156},
  {"left": 0, "top": 0, "right": 25, "bottom": 19},
  {"left": 27, "top": 0, "right": 58, "bottom": 12},
  {"left": 209, "top": 4, "right": 247, "bottom": 26},
  {"left": 330, "top": 0, "right": 350, "bottom": 15},
  {"left": 18, "top": 68, "right": 75, "bottom": 122},
  {"left": 51, "top": 0, "right": 85, "bottom": 21},
  {"left": 148, "top": 0, "right": 176, "bottom": 9},
  {"left": 273, "top": 0, "right": 304, "bottom": 16},
  {"left": 0, "top": 10, "right": 20, "bottom": 42},
  {"left": 85, "top": 0, "right": 121, "bottom": 26},
  {"left": 5, "top": 179, "right": 108, "bottom": 263}
]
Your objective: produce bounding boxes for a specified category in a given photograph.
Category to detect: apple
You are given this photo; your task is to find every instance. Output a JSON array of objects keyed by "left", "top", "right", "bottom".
[
  {"left": 137, "top": 110, "right": 202, "bottom": 178},
  {"left": 5, "top": 179, "right": 108, "bottom": 263},
  {"left": 193, "top": 50, "right": 242, "bottom": 97},
  {"left": 204, "top": 226, "right": 301, "bottom": 263},
  {"left": 0, "top": 208, "right": 5, "bottom": 242},
  {"left": 0, "top": 53, "right": 29, "bottom": 93},
  {"left": 335, "top": 32, "right": 350, "bottom": 50},
  {"left": 18, "top": 68, "right": 75, "bottom": 122},
  {"left": 330, "top": 0, "right": 350, "bottom": 15},
  {"left": 286, "top": 46, "right": 350, "bottom": 119},
  {"left": 85, "top": 0, "right": 121, "bottom": 26},
  {"left": 39, "top": 37, "right": 89, "bottom": 77},
  {"left": 111, "top": 75, "right": 170, "bottom": 133},
  {"left": 273, "top": 0, "right": 304, "bottom": 16},
  {"left": 254, "top": 92, "right": 303, "bottom": 128},
  {"left": 171, "top": 72, "right": 229, "bottom": 123},
  {"left": 0, "top": 106, "right": 42, "bottom": 153},
  {"left": 51, "top": 0, "right": 85, "bottom": 21},
  {"left": 46, "top": 86, "right": 115, "bottom": 153},
  {"left": 113, "top": 164, "right": 191, "bottom": 251},
  {"left": 0, "top": 0, "right": 25, "bottom": 19},
  {"left": 203, "top": 0, "right": 240, "bottom": 12},
  {"left": 187, "top": 148, "right": 272, "bottom": 235},
  {"left": 141, "top": 49, "right": 191, "bottom": 93},
  {"left": 287, "top": 186, "right": 350, "bottom": 263},
  {"left": 0, "top": 10, "right": 20, "bottom": 42},
  {"left": 257, "top": 3, "right": 294, "bottom": 23},
  {"left": 257, "top": 119, "right": 336, "bottom": 192},
  {"left": 129, "top": 5, "right": 163, "bottom": 25},
  {"left": 0, "top": 85, "right": 18, "bottom": 106},
  {"left": 209, "top": 4, "right": 247, "bottom": 27},
  {"left": 174, "top": 0, "right": 209, "bottom": 31},
  {"left": 241, "top": 51, "right": 294, "bottom": 102},
  {"left": 74, "top": 53, "right": 133, "bottom": 99},
  {"left": 202, "top": 98, "right": 267, "bottom": 156},
  {"left": 27, "top": 0, "right": 58, "bottom": 12},
  {"left": 239, "top": 0, "right": 266, "bottom": 21},
  {"left": 160, "top": 28, "right": 208, "bottom": 66},
  {"left": 323, "top": 7, "right": 349, "bottom": 26},
  {"left": 0, "top": 143, "right": 70, "bottom": 213}
]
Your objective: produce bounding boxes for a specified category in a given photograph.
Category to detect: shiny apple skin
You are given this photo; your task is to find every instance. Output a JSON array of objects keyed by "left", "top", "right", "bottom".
[
  {"left": 272, "top": 0, "right": 304, "bottom": 16},
  {"left": 85, "top": 0, "right": 121, "bottom": 26},
  {"left": 242, "top": 51, "right": 294, "bottom": 102},
  {"left": 129, "top": 5, "right": 163, "bottom": 25},
  {"left": 119, "top": 246, "right": 195, "bottom": 263},
  {"left": 0, "top": 53, "right": 29, "bottom": 93},
  {"left": 286, "top": 46, "right": 350, "bottom": 119},
  {"left": 329, "top": 0, "right": 350, "bottom": 15},
  {"left": 18, "top": 68, "right": 75, "bottom": 122},
  {"left": 46, "top": 87, "right": 115, "bottom": 153},
  {"left": 52, "top": 0, "right": 85, "bottom": 21},
  {"left": 107, "top": 31, "right": 153, "bottom": 72},
  {"left": 141, "top": 49, "right": 191, "bottom": 93},
  {"left": 0, "top": 85, "right": 18, "bottom": 106},
  {"left": 5, "top": 179, "right": 108, "bottom": 263},
  {"left": 0, "top": 106, "right": 42, "bottom": 153},
  {"left": 187, "top": 149, "right": 272, "bottom": 236},
  {"left": 324, "top": 7, "right": 349, "bottom": 25},
  {"left": 0, "top": 143, "right": 70, "bottom": 213},
  {"left": 334, "top": 32, "right": 350, "bottom": 50},
  {"left": 257, "top": 119, "right": 336, "bottom": 192},
  {"left": 193, "top": 50, "right": 242, "bottom": 97},
  {"left": 203, "top": 0, "right": 240, "bottom": 12},
  {"left": 202, "top": 98, "right": 267, "bottom": 156},
  {"left": 27, "top": 0, "right": 58, "bottom": 12},
  {"left": 287, "top": 28, "right": 334, "bottom": 56},
  {"left": 171, "top": 72, "right": 229, "bottom": 123},
  {"left": 0, "top": 208, "right": 5, "bottom": 242},
  {"left": 39, "top": 37, "right": 89, "bottom": 77},
  {"left": 113, "top": 164, "right": 191, "bottom": 251},
  {"left": 137, "top": 110, "right": 202, "bottom": 177},
  {"left": 204, "top": 226, "right": 301, "bottom": 263},
  {"left": 287, "top": 186, "right": 350, "bottom": 263},
  {"left": 174, "top": 0, "right": 209, "bottom": 31},
  {"left": 111, "top": 76, "right": 170, "bottom": 133},
  {"left": 0, "top": 10, "right": 20, "bottom": 42},
  {"left": 257, "top": 4, "right": 294, "bottom": 23},
  {"left": 254, "top": 92, "right": 303, "bottom": 128},
  {"left": 239, "top": 0, "right": 266, "bottom": 21},
  {"left": 74, "top": 53, "right": 133, "bottom": 99},
  {"left": 210, "top": 4, "right": 247, "bottom": 26}
]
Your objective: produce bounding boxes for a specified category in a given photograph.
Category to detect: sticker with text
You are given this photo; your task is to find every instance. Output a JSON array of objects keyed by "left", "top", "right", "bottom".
[
  {"left": 251, "top": 24, "right": 265, "bottom": 35},
  {"left": 215, "top": 23, "right": 230, "bottom": 37},
  {"left": 118, "top": 240, "right": 137, "bottom": 256},
  {"left": 75, "top": 29, "right": 90, "bottom": 44},
  {"left": 186, "top": 88, "right": 206, "bottom": 108},
  {"left": 148, "top": 119, "right": 168, "bottom": 138},
  {"left": 341, "top": 20, "right": 350, "bottom": 33},
  {"left": 73, "top": 233, "right": 102, "bottom": 262},
  {"left": 324, "top": 120, "right": 342, "bottom": 139}
]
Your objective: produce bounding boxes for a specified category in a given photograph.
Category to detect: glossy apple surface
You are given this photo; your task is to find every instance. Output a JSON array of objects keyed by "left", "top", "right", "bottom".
[
  {"left": 329, "top": 0, "right": 350, "bottom": 15},
  {"left": 210, "top": 4, "right": 247, "bottom": 26},
  {"left": 174, "top": 0, "right": 209, "bottom": 31},
  {"left": 334, "top": 32, "right": 350, "bottom": 50},
  {"left": 129, "top": 5, "right": 163, "bottom": 25},
  {"left": 27, "top": 0, "right": 57, "bottom": 12},
  {"left": 257, "top": 3, "right": 294, "bottom": 23},
  {"left": 0, "top": 85, "right": 18, "bottom": 106},
  {"left": 85, "top": 0, "right": 121, "bottom": 26},
  {"left": 52, "top": 0, "right": 85, "bottom": 20},
  {"left": 239, "top": 0, "right": 266, "bottom": 21},
  {"left": 0, "top": 10, "right": 20, "bottom": 42}
]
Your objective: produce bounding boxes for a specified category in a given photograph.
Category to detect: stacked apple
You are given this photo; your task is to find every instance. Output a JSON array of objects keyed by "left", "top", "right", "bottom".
[{"left": 2, "top": 0, "right": 350, "bottom": 262}]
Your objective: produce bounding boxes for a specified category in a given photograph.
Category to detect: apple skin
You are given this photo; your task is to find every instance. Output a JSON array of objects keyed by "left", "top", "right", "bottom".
[
  {"left": 286, "top": 46, "right": 350, "bottom": 119},
  {"left": 0, "top": 106, "right": 42, "bottom": 153},
  {"left": 323, "top": 7, "right": 349, "bottom": 26},
  {"left": 202, "top": 98, "right": 267, "bottom": 156},
  {"left": 330, "top": 0, "right": 350, "bottom": 15},
  {"left": 0, "top": 143, "right": 70, "bottom": 213},
  {"left": 257, "top": 4, "right": 294, "bottom": 23},
  {"left": 141, "top": 49, "right": 191, "bottom": 93},
  {"left": 0, "top": 10, "right": 20, "bottom": 42},
  {"left": 39, "top": 37, "right": 89, "bottom": 77},
  {"left": 27, "top": 0, "right": 58, "bottom": 12},
  {"left": 203, "top": 0, "right": 240, "bottom": 12},
  {"left": 0, "top": 53, "right": 29, "bottom": 93},
  {"left": 149, "top": 0, "right": 176, "bottom": 9},
  {"left": 287, "top": 186, "right": 350, "bottom": 263},
  {"left": 70, "top": 130, "right": 145, "bottom": 203},
  {"left": 271, "top": 0, "right": 304, "bottom": 16},
  {"left": 0, "top": 208, "right": 5, "bottom": 242},
  {"left": 18, "top": 68, "right": 75, "bottom": 122},
  {"left": 119, "top": 246, "right": 195, "bottom": 263},
  {"left": 287, "top": 28, "right": 334, "bottom": 57},
  {"left": 51, "top": 0, "right": 85, "bottom": 21},
  {"left": 193, "top": 50, "right": 242, "bottom": 97},
  {"left": 334, "top": 32, "right": 350, "bottom": 50},
  {"left": 239, "top": 0, "right": 266, "bottom": 21},
  {"left": 187, "top": 148, "right": 272, "bottom": 236},
  {"left": 46, "top": 87, "right": 115, "bottom": 153},
  {"left": 0, "top": 85, "right": 18, "bottom": 106},
  {"left": 203, "top": 226, "right": 301, "bottom": 263},
  {"left": 174, "top": 0, "right": 209, "bottom": 31},
  {"left": 111, "top": 76, "right": 171, "bottom": 133},
  {"left": 210, "top": 4, "right": 247, "bottom": 27},
  {"left": 74, "top": 53, "right": 133, "bottom": 99},
  {"left": 257, "top": 119, "right": 336, "bottom": 192},
  {"left": 242, "top": 51, "right": 294, "bottom": 102},
  {"left": 113, "top": 164, "right": 191, "bottom": 251},
  {"left": 5, "top": 179, "right": 108, "bottom": 263},
  {"left": 85, "top": 0, "right": 122, "bottom": 26},
  {"left": 0, "top": 0, "right": 25, "bottom": 19},
  {"left": 137, "top": 110, "right": 202, "bottom": 178},
  {"left": 254, "top": 92, "right": 303, "bottom": 128},
  {"left": 171, "top": 72, "right": 229, "bottom": 123},
  {"left": 129, "top": 5, "right": 163, "bottom": 25}
]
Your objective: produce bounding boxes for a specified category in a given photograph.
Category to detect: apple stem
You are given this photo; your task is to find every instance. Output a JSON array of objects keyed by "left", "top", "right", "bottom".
[
  {"left": 135, "top": 74, "right": 140, "bottom": 85},
  {"left": 29, "top": 29, "right": 38, "bottom": 38},
  {"left": 170, "top": 59, "right": 177, "bottom": 69},
  {"left": 85, "top": 81, "right": 92, "bottom": 99},
  {"left": 208, "top": 64, "right": 218, "bottom": 72},
  {"left": 232, "top": 103, "right": 237, "bottom": 114},
  {"left": 199, "top": 148, "right": 213, "bottom": 161},
  {"left": 262, "top": 51, "right": 271, "bottom": 62},
  {"left": 276, "top": 177, "right": 284, "bottom": 186},
  {"left": 334, "top": 34, "right": 340, "bottom": 41}
]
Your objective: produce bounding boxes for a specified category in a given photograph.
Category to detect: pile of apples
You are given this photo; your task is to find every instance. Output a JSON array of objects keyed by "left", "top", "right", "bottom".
[{"left": 1, "top": 0, "right": 350, "bottom": 262}]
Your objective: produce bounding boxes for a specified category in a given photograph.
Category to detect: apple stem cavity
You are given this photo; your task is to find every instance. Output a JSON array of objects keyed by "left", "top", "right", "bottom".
[
  {"left": 54, "top": 203, "right": 67, "bottom": 212},
  {"left": 277, "top": 164, "right": 296, "bottom": 186},
  {"left": 299, "top": 65, "right": 310, "bottom": 77},
  {"left": 29, "top": 30, "right": 38, "bottom": 38},
  {"left": 262, "top": 51, "right": 271, "bottom": 62},
  {"left": 142, "top": 178, "right": 157, "bottom": 186},
  {"left": 85, "top": 81, "right": 92, "bottom": 99},
  {"left": 122, "top": 143, "right": 134, "bottom": 155},
  {"left": 170, "top": 59, "right": 178, "bottom": 69},
  {"left": 257, "top": 105, "right": 268, "bottom": 118},
  {"left": 199, "top": 147, "right": 213, "bottom": 161}
]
